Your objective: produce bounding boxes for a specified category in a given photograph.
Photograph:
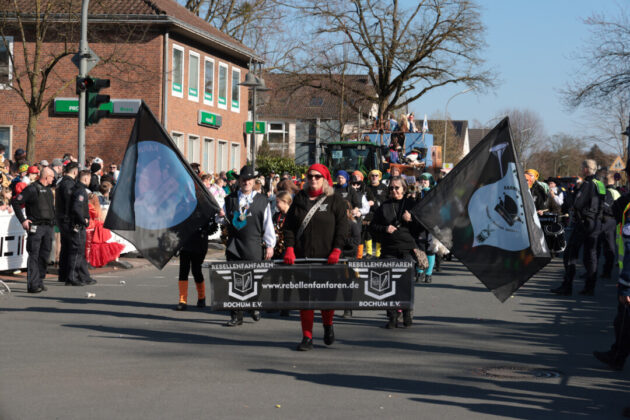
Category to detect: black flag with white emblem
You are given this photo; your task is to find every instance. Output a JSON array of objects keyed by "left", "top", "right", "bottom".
[
  {"left": 411, "top": 117, "right": 550, "bottom": 301},
  {"left": 104, "top": 102, "right": 220, "bottom": 269}
]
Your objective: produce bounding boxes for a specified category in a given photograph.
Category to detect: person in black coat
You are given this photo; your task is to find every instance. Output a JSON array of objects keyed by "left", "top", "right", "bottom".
[
  {"left": 283, "top": 164, "right": 348, "bottom": 351},
  {"left": 370, "top": 176, "right": 423, "bottom": 328}
]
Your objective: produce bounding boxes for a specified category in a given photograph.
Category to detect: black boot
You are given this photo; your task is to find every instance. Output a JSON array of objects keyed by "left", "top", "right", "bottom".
[
  {"left": 324, "top": 325, "right": 335, "bottom": 345},
  {"left": 225, "top": 311, "right": 243, "bottom": 327},
  {"left": 65, "top": 279, "right": 84, "bottom": 286},
  {"left": 196, "top": 298, "right": 206, "bottom": 308},
  {"left": 251, "top": 310, "right": 261, "bottom": 321},
  {"left": 593, "top": 350, "right": 625, "bottom": 371},
  {"left": 415, "top": 271, "right": 424, "bottom": 283},
  {"left": 176, "top": 302, "right": 187, "bottom": 311},
  {"left": 402, "top": 310, "right": 413, "bottom": 327},
  {"left": 342, "top": 309, "right": 352, "bottom": 318},
  {"left": 385, "top": 311, "right": 398, "bottom": 329},
  {"left": 424, "top": 274, "right": 432, "bottom": 283},
  {"left": 297, "top": 336, "right": 313, "bottom": 351}
]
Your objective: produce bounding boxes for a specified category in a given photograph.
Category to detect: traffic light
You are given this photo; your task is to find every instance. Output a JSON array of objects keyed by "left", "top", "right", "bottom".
[{"left": 76, "top": 76, "right": 110, "bottom": 126}]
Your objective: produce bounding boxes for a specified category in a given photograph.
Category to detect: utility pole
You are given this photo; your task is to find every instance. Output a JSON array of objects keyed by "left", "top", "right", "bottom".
[{"left": 78, "top": 0, "right": 90, "bottom": 168}]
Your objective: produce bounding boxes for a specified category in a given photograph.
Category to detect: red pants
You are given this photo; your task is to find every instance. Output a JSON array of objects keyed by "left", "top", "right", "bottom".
[{"left": 300, "top": 310, "right": 334, "bottom": 339}]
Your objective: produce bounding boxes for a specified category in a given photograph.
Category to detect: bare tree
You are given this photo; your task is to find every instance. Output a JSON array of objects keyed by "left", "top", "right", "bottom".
[
  {"left": 493, "top": 108, "right": 545, "bottom": 168},
  {"left": 294, "top": 0, "right": 493, "bottom": 122},
  {"left": 0, "top": 0, "right": 154, "bottom": 162},
  {"left": 564, "top": 6, "right": 630, "bottom": 108},
  {"left": 583, "top": 92, "right": 629, "bottom": 161},
  {"left": 180, "top": 0, "right": 300, "bottom": 71}
]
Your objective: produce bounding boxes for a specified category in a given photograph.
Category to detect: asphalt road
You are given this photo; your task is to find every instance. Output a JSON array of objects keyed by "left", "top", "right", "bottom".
[{"left": 0, "top": 252, "right": 628, "bottom": 420}]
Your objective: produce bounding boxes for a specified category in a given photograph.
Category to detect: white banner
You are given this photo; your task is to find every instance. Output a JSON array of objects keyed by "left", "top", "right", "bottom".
[{"left": 0, "top": 213, "right": 28, "bottom": 271}]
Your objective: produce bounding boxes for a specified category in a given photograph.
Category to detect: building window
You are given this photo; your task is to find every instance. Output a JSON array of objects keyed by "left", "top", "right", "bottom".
[
  {"left": 218, "top": 62, "right": 228, "bottom": 109},
  {"left": 217, "top": 140, "right": 228, "bottom": 172},
  {"left": 171, "top": 131, "right": 184, "bottom": 153},
  {"left": 188, "top": 51, "right": 199, "bottom": 101},
  {"left": 0, "top": 126, "right": 11, "bottom": 159},
  {"left": 203, "top": 57, "right": 214, "bottom": 105},
  {"left": 0, "top": 36, "right": 12, "bottom": 88},
  {"left": 230, "top": 143, "right": 240, "bottom": 169},
  {"left": 188, "top": 134, "right": 200, "bottom": 164},
  {"left": 267, "top": 122, "right": 288, "bottom": 155},
  {"left": 172, "top": 44, "right": 184, "bottom": 98},
  {"left": 231, "top": 68, "right": 240, "bottom": 112},
  {"left": 203, "top": 138, "right": 215, "bottom": 173}
]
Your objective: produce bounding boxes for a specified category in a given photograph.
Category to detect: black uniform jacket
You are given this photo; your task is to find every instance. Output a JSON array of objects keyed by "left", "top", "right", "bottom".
[
  {"left": 283, "top": 190, "right": 348, "bottom": 259},
  {"left": 55, "top": 175, "right": 75, "bottom": 225},
  {"left": 71, "top": 182, "right": 90, "bottom": 227},
  {"left": 11, "top": 180, "right": 55, "bottom": 225}
]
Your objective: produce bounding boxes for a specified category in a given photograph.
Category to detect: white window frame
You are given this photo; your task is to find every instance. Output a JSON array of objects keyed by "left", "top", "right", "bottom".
[
  {"left": 203, "top": 57, "right": 215, "bottom": 106},
  {"left": 171, "top": 44, "right": 185, "bottom": 98},
  {"left": 188, "top": 51, "right": 200, "bottom": 102},
  {"left": 188, "top": 134, "right": 200, "bottom": 164},
  {"left": 171, "top": 131, "right": 185, "bottom": 154},
  {"left": 217, "top": 140, "right": 228, "bottom": 173},
  {"left": 203, "top": 137, "right": 215, "bottom": 174},
  {"left": 0, "top": 125, "right": 12, "bottom": 159},
  {"left": 230, "top": 67, "right": 241, "bottom": 113},
  {"left": 217, "top": 62, "right": 228, "bottom": 110},
  {"left": 0, "top": 36, "right": 13, "bottom": 89},
  {"left": 230, "top": 142, "right": 241, "bottom": 169}
]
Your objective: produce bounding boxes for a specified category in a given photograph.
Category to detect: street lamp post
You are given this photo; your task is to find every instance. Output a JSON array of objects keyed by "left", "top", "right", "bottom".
[
  {"left": 443, "top": 87, "right": 474, "bottom": 164},
  {"left": 239, "top": 62, "right": 269, "bottom": 170},
  {"left": 554, "top": 155, "right": 569, "bottom": 177}
]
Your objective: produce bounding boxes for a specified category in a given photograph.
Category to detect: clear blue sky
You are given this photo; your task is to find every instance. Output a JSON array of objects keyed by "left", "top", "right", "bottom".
[{"left": 410, "top": 0, "right": 621, "bottom": 144}]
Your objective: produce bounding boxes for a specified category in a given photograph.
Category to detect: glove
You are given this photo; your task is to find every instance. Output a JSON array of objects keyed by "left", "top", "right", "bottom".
[
  {"left": 327, "top": 248, "right": 342, "bottom": 265},
  {"left": 283, "top": 247, "right": 296, "bottom": 265}
]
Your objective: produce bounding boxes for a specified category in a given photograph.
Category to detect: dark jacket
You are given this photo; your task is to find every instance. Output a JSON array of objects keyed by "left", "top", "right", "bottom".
[
  {"left": 55, "top": 175, "right": 76, "bottom": 225},
  {"left": 70, "top": 182, "right": 90, "bottom": 227},
  {"left": 572, "top": 175, "right": 603, "bottom": 234},
  {"left": 283, "top": 190, "right": 348, "bottom": 259},
  {"left": 11, "top": 181, "right": 55, "bottom": 225},
  {"left": 342, "top": 219, "right": 361, "bottom": 258},
  {"left": 370, "top": 197, "right": 421, "bottom": 256},
  {"left": 334, "top": 184, "right": 362, "bottom": 209}
]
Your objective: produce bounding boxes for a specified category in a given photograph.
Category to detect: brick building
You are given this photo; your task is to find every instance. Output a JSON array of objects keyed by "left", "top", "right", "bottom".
[{"left": 0, "top": 0, "right": 259, "bottom": 172}]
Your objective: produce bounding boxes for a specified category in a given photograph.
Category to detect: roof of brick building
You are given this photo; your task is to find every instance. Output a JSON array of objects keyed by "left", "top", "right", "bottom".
[
  {"left": 2, "top": 0, "right": 257, "bottom": 60},
  {"left": 257, "top": 73, "right": 376, "bottom": 120}
]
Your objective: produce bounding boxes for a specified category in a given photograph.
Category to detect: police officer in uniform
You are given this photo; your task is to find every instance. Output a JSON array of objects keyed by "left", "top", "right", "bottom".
[
  {"left": 551, "top": 159, "right": 604, "bottom": 296},
  {"left": 66, "top": 170, "right": 96, "bottom": 286},
  {"left": 55, "top": 162, "right": 78, "bottom": 283},
  {"left": 221, "top": 165, "right": 276, "bottom": 326},
  {"left": 11, "top": 167, "right": 56, "bottom": 293}
]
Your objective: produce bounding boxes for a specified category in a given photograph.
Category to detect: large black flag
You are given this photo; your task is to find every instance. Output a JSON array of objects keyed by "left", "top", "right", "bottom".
[
  {"left": 412, "top": 117, "right": 551, "bottom": 301},
  {"left": 104, "top": 102, "right": 220, "bottom": 269}
]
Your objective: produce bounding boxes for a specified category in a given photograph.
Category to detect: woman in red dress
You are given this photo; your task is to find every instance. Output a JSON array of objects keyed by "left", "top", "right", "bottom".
[{"left": 86, "top": 194, "right": 125, "bottom": 267}]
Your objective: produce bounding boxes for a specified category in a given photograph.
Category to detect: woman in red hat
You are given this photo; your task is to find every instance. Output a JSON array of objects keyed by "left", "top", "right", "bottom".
[{"left": 283, "top": 163, "right": 349, "bottom": 351}]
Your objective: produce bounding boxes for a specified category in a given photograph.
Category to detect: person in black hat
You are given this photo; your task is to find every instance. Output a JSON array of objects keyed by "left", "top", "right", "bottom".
[{"left": 220, "top": 165, "right": 276, "bottom": 326}]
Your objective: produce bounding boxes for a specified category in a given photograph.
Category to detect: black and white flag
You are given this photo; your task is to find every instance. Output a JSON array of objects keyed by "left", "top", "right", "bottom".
[
  {"left": 412, "top": 117, "right": 551, "bottom": 301},
  {"left": 104, "top": 102, "right": 220, "bottom": 269}
]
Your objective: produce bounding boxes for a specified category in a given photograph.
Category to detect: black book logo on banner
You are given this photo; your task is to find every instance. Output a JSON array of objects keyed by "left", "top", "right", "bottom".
[
  {"left": 354, "top": 268, "right": 406, "bottom": 300},
  {"left": 215, "top": 268, "right": 270, "bottom": 301}
]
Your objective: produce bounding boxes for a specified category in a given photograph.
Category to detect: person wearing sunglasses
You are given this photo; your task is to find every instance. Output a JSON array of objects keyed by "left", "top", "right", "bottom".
[
  {"left": 283, "top": 164, "right": 348, "bottom": 351},
  {"left": 370, "top": 176, "right": 422, "bottom": 328}
]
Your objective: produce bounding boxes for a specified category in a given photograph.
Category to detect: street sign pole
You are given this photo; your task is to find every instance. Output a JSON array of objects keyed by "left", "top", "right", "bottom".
[{"left": 78, "top": 0, "right": 90, "bottom": 169}]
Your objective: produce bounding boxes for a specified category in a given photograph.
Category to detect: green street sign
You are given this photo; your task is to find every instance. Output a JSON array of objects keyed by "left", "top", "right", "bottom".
[
  {"left": 54, "top": 97, "right": 139, "bottom": 117},
  {"left": 245, "top": 121, "right": 266, "bottom": 134},
  {"left": 54, "top": 98, "right": 80, "bottom": 114},
  {"left": 198, "top": 110, "right": 222, "bottom": 128}
]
